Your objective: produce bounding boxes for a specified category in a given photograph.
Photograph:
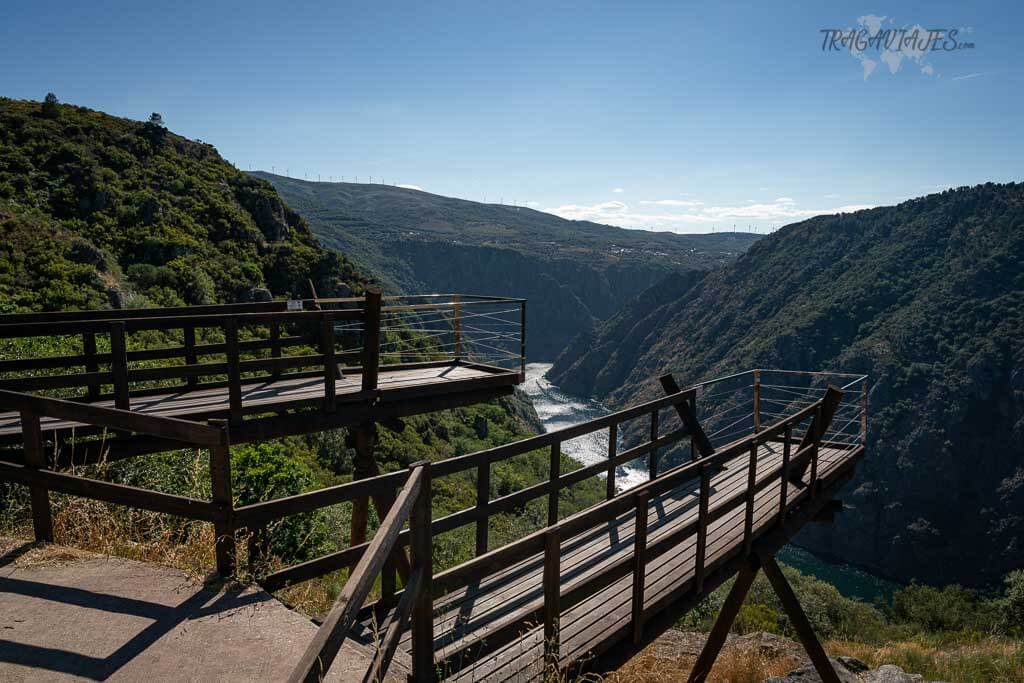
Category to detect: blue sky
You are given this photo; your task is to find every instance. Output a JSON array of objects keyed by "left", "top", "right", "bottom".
[{"left": 2, "top": 1, "right": 1020, "bottom": 233}]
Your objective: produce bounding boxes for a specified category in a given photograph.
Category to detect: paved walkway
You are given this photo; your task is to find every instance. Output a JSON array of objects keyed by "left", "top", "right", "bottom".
[{"left": 0, "top": 539, "right": 379, "bottom": 682}]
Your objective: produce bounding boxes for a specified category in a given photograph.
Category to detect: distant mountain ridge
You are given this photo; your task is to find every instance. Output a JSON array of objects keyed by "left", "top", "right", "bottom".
[
  {"left": 255, "top": 172, "right": 760, "bottom": 358},
  {"left": 550, "top": 182, "right": 1024, "bottom": 587}
]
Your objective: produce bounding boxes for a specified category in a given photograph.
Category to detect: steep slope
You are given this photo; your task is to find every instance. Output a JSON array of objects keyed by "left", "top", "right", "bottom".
[
  {"left": 255, "top": 172, "right": 760, "bottom": 358},
  {"left": 551, "top": 183, "right": 1024, "bottom": 587},
  {"left": 0, "top": 97, "right": 360, "bottom": 313}
]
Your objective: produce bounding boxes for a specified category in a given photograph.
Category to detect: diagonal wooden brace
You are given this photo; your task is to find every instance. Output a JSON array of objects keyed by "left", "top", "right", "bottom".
[
  {"left": 789, "top": 385, "right": 843, "bottom": 483},
  {"left": 687, "top": 552, "right": 841, "bottom": 683},
  {"left": 659, "top": 374, "right": 715, "bottom": 458}
]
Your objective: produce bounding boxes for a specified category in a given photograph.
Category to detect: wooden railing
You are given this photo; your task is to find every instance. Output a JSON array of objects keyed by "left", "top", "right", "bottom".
[
  {"left": 288, "top": 461, "right": 433, "bottom": 683},
  {"left": 0, "top": 389, "right": 238, "bottom": 574},
  {"left": 0, "top": 292, "right": 527, "bottom": 428},
  {"left": 244, "top": 385, "right": 703, "bottom": 593}
]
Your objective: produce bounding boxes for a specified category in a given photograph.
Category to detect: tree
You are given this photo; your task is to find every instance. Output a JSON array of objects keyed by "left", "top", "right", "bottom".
[
  {"left": 41, "top": 92, "right": 60, "bottom": 119},
  {"left": 143, "top": 112, "right": 167, "bottom": 146}
]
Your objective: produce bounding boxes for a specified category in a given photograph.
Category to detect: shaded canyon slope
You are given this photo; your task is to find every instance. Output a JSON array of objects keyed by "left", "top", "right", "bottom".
[
  {"left": 550, "top": 182, "right": 1024, "bottom": 587},
  {"left": 254, "top": 172, "right": 760, "bottom": 359}
]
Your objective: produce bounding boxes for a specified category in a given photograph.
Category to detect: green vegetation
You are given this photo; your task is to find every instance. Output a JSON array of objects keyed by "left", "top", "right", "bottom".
[
  {"left": 680, "top": 564, "right": 1024, "bottom": 681},
  {"left": 552, "top": 182, "right": 1024, "bottom": 588},
  {"left": 0, "top": 96, "right": 360, "bottom": 313}
]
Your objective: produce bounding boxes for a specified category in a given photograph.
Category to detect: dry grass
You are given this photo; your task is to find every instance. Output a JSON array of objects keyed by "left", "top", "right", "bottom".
[
  {"left": 829, "top": 637, "right": 1024, "bottom": 683},
  {"left": 604, "top": 641, "right": 800, "bottom": 683}
]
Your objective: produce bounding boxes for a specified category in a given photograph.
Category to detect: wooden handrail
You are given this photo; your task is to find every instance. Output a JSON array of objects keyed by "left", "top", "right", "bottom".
[
  {"left": 0, "top": 391, "right": 225, "bottom": 446},
  {"left": 288, "top": 463, "right": 427, "bottom": 683}
]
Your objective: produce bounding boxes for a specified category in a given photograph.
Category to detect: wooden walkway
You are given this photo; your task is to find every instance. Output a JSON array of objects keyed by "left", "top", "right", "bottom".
[
  {"left": 354, "top": 441, "right": 862, "bottom": 681},
  {"left": 0, "top": 362, "right": 515, "bottom": 440}
]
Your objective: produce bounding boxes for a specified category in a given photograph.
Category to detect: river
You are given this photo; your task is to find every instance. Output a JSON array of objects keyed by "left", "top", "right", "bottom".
[{"left": 521, "top": 362, "right": 900, "bottom": 604}]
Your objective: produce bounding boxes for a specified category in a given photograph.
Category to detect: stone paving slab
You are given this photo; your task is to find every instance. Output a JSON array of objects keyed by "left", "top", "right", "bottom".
[{"left": 0, "top": 539, "right": 380, "bottom": 682}]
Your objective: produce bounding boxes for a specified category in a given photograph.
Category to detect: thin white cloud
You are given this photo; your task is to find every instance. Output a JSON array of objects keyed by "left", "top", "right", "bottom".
[
  {"left": 823, "top": 193, "right": 840, "bottom": 199},
  {"left": 543, "top": 196, "right": 874, "bottom": 231},
  {"left": 526, "top": 201, "right": 540, "bottom": 207},
  {"left": 952, "top": 71, "right": 993, "bottom": 81},
  {"left": 397, "top": 184, "right": 423, "bottom": 191},
  {"left": 639, "top": 199, "right": 704, "bottom": 207},
  {"left": 612, "top": 187, "right": 625, "bottom": 193}
]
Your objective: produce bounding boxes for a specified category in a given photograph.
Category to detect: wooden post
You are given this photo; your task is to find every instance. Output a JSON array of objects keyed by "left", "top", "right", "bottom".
[
  {"left": 809, "top": 406, "right": 821, "bottom": 488},
  {"left": 83, "top": 332, "right": 99, "bottom": 401},
  {"left": 779, "top": 423, "right": 792, "bottom": 523},
  {"left": 648, "top": 410, "right": 659, "bottom": 480},
  {"left": 321, "top": 312, "right": 336, "bottom": 413},
  {"left": 631, "top": 490, "right": 649, "bottom": 644},
  {"left": 606, "top": 423, "right": 617, "bottom": 500},
  {"left": 224, "top": 318, "right": 242, "bottom": 426},
  {"left": 743, "top": 440, "right": 758, "bottom": 554},
  {"left": 183, "top": 325, "right": 198, "bottom": 388},
  {"left": 409, "top": 462, "right": 434, "bottom": 682},
  {"left": 21, "top": 412, "right": 53, "bottom": 542},
  {"left": 548, "top": 443, "right": 560, "bottom": 526},
  {"left": 760, "top": 555, "right": 841, "bottom": 683},
  {"left": 519, "top": 300, "right": 527, "bottom": 382},
  {"left": 543, "top": 528, "right": 560, "bottom": 674},
  {"left": 109, "top": 322, "right": 130, "bottom": 410},
  {"left": 209, "top": 419, "right": 235, "bottom": 577},
  {"left": 752, "top": 369, "right": 762, "bottom": 433},
  {"left": 452, "top": 294, "right": 462, "bottom": 360},
  {"left": 687, "top": 558, "right": 760, "bottom": 683},
  {"left": 694, "top": 464, "right": 710, "bottom": 593},
  {"left": 362, "top": 287, "right": 382, "bottom": 393},
  {"left": 270, "top": 319, "right": 282, "bottom": 380},
  {"left": 475, "top": 459, "right": 490, "bottom": 556}
]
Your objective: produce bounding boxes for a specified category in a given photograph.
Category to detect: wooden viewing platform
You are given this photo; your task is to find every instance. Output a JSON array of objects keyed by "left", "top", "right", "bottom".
[{"left": 0, "top": 298, "right": 868, "bottom": 683}]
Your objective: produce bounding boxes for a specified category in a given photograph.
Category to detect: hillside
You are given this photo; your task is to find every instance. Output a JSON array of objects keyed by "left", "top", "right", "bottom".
[
  {"left": 550, "top": 182, "right": 1024, "bottom": 587},
  {"left": 254, "top": 172, "right": 760, "bottom": 358},
  {"left": 0, "top": 97, "right": 360, "bottom": 313}
]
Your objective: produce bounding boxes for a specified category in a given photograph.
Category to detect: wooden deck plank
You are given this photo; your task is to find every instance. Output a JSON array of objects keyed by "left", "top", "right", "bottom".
[{"left": 0, "top": 363, "right": 516, "bottom": 438}]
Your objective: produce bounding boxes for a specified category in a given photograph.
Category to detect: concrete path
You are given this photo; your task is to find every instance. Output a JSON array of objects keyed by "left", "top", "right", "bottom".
[{"left": 0, "top": 539, "right": 382, "bottom": 682}]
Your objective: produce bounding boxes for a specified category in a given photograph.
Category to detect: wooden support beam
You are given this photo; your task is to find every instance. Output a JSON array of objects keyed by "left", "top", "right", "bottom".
[
  {"left": 21, "top": 412, "right": 53, "bottom": 542},
  {"left": 83, "top": 332, "right": 100, "bottom": 400},
  {"left": 659, "top": 374, "right": 713, "bottom": 457},
  {"left": 548, "top": 442, "right": 560, "bottom": 526},
  {"left": 475, "top": 458, "right": 490, "bottom": 556},
  {"left": 606, "top": 423, "right": 617, "bottom": 500},
  {"left": 543, "top": 528, "right": 561, "bottom": 675},
  {"left": 361, "top": 287, "right": 382, "bottom": 393},
  {"left": 790, "top": 386, "right": 843, "bottom": 482},
  {"left": 760, "top": 555, "right": 841, "bottom": 683},
  {"left": 687, "top": 558, "right": 760, "bottom": 683},
  {"left": 208, "top": 420, "right": 235, "bottom": 577},
  {"left": 409, "top": 462, "right": 434, "bottom": 682},
  {"left": 631, "top": 490, "right": 649, "bottom": 644}
]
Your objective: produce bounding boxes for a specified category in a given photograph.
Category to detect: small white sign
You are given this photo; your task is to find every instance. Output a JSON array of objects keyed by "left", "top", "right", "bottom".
[{"left": 286, "top": 300, "right": 302, "bottom": 311}]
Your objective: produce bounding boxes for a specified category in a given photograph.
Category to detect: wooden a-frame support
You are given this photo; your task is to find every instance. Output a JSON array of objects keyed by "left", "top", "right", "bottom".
[
  {"left": 656, "top": 373, "right": 841, "bottom": 683},
  {"left": 687, "top": 552, "right": 841, "bottom": 683}
]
